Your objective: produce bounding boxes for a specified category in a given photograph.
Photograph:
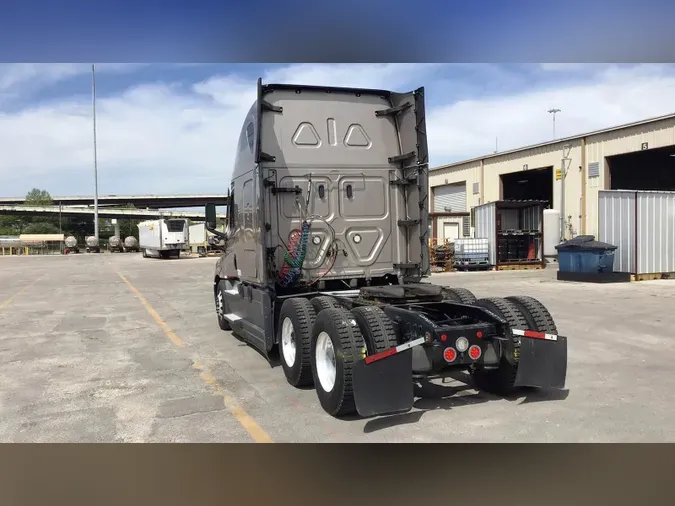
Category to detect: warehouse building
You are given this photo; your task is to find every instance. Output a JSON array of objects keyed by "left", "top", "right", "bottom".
[{"left": 429, "top": 112, "right": 675, "bottom": 243}]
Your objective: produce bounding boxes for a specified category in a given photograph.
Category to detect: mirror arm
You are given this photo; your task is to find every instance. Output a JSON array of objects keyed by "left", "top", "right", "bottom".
[{"left": 206, "top": 226, "right": 229, "bottom": 240}]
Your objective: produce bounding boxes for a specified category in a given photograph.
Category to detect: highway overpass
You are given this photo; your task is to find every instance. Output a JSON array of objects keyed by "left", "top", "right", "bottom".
[
  {"left": 0, "top": 205, "right": 227, "bottom": 221},
  {"left": 0, "top": 194, "right": 230, "bottom": 208}
]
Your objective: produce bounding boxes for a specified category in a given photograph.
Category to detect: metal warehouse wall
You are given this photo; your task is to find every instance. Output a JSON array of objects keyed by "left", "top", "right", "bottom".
[
  {"left": 585, "top": 118, "right": 675, "bottom": 238},
  {"left": 430, "top": 116, "right": 675, "bottom": 241}
]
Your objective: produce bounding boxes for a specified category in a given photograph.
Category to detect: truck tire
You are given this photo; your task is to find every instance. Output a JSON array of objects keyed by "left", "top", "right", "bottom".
[
  {"left": 350, "top": 305, "right": 398, "bottom": 355},
  {"left": 311, "top": 296, "right": 341, "bottom": 314},
  {"left": 504, "top": 295, "right": 558, "bottom": 334},
  {"left": 471, "top": 297, "right": 528, "bottom": 395},
  {"left": 441, "top": 287, "right": 478, "bottom": 305},
  {"left": 310, "top": 307, "right": 367, "bottom": 417},
  {"left": 215, "top": 282, "right": 232, "bottom": 331},
  {"left": 278, "top": 298, "right": 317, "bottom": 388}
]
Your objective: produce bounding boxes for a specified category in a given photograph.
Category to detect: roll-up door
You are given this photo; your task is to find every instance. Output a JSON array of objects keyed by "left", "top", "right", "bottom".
[{"left": 433, "top": 183, "right": 467, "bottom": 213}]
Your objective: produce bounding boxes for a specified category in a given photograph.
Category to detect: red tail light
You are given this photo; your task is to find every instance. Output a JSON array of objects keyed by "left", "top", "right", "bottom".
[
  {"left": 468, "top": 345, "right": 482, "bottom": 360},
  {"left": 443, "top": 347, "right": 457, "bottom": 363}
]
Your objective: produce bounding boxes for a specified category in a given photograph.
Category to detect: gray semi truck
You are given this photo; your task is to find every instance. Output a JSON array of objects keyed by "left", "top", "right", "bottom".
[{"left": 204, "top": 78, "right": 567, "bottom": 418}]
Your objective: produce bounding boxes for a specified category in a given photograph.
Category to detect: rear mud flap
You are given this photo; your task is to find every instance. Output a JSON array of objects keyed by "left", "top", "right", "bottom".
[
  {"left": 514, "top": 335, "right": 568, "bottom": 390},
  {"left": 352, "top": 350, "right": 414, "bottom": 418}
]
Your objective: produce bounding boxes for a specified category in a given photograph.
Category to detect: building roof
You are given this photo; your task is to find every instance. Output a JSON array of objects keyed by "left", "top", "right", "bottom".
[{"left": 431, "top": 111, "right": 675, "bottom": 172}]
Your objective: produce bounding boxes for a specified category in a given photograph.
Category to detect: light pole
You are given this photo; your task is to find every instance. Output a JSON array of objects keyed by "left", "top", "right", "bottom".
[
  {"left": 548, "top": 108, "right": 561, "bottom": 140},
  {"left": 92, "top": 63, "right": 99, "bottom": 241}
]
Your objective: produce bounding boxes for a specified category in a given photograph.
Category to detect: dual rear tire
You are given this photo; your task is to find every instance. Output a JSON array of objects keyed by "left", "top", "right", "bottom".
[
  {"left": 469, "top": 295, "right": 558, "bottom": 395},
  {"left": 271, "top": 290, "right": 558, "bottom": 415},
  {"left": 278, "top": 297, "right": 399, "bottom": 417}
]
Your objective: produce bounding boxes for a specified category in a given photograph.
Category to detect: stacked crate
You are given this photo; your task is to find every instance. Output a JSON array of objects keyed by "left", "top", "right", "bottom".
[
  {"left": 429, "top": 238, "right": 454, "bottom": 271},
  {"left": 453, "top": 238, "right": 489, "bottom": 270}
]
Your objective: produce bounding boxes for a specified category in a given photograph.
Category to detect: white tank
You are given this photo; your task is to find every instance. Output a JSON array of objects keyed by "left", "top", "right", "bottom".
[
  {"left": 124, "top": 236, "right": 138, "bottom": 249},
  {"left": 543, "top": 209, "right": 561, "bottom": 257},
  {"left": 65, "top": 236, "right": 78, "bottom": 248},
  {"left": 86, "top": 236, "right": 99, "bottom": 248},
  {"left": 109, "top": 236, "right": 121, "bottom": 248}
]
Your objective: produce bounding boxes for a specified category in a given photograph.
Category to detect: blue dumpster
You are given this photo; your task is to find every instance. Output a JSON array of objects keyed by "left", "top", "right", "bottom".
[{"left": 556, "top": 235, "right": 618, "bottom": 274}]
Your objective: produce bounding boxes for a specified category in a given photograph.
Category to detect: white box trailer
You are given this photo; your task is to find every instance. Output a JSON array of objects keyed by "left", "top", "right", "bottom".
[
  {"left": 138, "top": 218, "right": 188, "bottom": 259},
  {"left": 189, "top": 222, "right": 228, "bottom": 256},
  {"left": 189, "top": 222, "right": 208, "bottom": 256}
]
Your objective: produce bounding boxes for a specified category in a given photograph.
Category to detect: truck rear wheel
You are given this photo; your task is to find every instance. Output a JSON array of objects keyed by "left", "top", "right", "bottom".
[
  {"left": 278, "top": 298, "right": 317, "bottom": 388},
  {"left": 350, "top": 305, "right": 398, "bottom": 355},
  {"left": 441, "top": 287, "right": 477, "bottom": 305},
  {"left": 504, "top": 295, "right": 558, "bottom": 334},
  {"left": 310, "top": 308, "right": 367, "bottom": 417},
  {"left": 471, "top": 297, "right": 528, "bottom": 395},
  {"left": 311, "top": 296, "right": 341, "bottom": 313}
]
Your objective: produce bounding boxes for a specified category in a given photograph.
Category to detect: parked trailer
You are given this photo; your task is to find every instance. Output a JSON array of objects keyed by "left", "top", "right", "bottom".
[
  {"left": 189, "top": 222, "right": 208, "bottom": 257},
  {"left": 85, "top": 236, "right": 100, "bottom": 253},
  {"left": 123, "top": 236, "right": 139, "bottom": 253},
  {"left": 204, "top": 79, "right": 568, "bottom": 418},
  {"left": 108, "top": 236, "right": 123, "bottom": 253},
  {"left": 138, "top": 219, "right": 188, "bottom": 259},
  {"left": 64, "top": 236, "right": 80, "bottom": 254}
]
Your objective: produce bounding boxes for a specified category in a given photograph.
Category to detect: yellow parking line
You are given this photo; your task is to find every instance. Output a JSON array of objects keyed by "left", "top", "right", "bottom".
[
  {"left": 193, "top": 361, "right": 274, "bottom": 444},
  {"left": 0, "top": 276, "right": 45, "bottom": 312},
  {"left": 118, "top": 273, "right": 184, "bottom": 347},
  {"left": 118, "top": 272, "right": 273, "bottom": 443}
]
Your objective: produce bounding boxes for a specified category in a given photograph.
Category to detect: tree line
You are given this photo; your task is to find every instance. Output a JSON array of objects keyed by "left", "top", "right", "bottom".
[{"left": 0, "top": 188, "right": 141, "bottom": 242}]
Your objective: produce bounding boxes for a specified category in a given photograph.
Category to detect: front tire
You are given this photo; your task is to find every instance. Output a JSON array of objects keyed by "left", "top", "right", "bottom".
[
  {"left": 278, "top": 298, "right": 317, "bottom": 388},
  {"left": 310, "top": 308, "right": 367, "bottom": 417}
]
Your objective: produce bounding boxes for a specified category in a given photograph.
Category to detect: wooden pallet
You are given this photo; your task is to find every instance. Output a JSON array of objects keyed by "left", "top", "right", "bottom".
[
  {"left": 454, "top": 262, "right": 491, "bottom": 272},
  {"left": 630, "top": 272, "right": 675, "bottom": 282},
  {"left": 495, "top": 263, "right": 545, "bottom": 271}
]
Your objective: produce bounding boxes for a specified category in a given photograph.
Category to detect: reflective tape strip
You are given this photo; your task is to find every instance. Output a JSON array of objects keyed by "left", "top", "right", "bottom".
[
  {"left": 364, "top": 337, "right": 426, "bottom": 365},
  {"left": 511, "top": 328, "right": 559, "bottom": 341}
]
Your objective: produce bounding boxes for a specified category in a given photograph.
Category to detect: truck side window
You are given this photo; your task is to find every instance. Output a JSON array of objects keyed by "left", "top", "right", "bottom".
[
  {"left": 229, "top": 189, "right": 236, "bottom": 229},
  {"left": 246, "top": 122, "right": 255, "bottom": 152}
]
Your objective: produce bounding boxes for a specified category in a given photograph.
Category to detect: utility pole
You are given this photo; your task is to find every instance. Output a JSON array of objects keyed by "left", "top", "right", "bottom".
[
  {"left": 548, "top": 108, "right": 561, "bottom": 140},
  {"left": 92, "top": 63, "right": 100, "bottom": 241}
]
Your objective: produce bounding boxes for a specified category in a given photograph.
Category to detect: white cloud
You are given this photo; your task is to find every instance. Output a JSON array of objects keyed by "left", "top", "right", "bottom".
[
  {"left": 0, "top": 63, "right": 148, "bottom": 98},
  {"left": 427, "top": 64, "right": 675, "bottom": 164},
  {"left": 539, "top": 63, "right": 597, "bottom": 72},
  {"left": 1, "top": 63, "right": 675, "bottom": 197}
]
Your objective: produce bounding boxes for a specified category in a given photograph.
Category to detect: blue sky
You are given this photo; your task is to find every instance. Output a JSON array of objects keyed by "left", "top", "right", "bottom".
[
  {"left": 2, "top": 63, "right": 675, "bottom": 198},
  {"left": 3, "top": 0, "right": 675, "bottom": 62}
]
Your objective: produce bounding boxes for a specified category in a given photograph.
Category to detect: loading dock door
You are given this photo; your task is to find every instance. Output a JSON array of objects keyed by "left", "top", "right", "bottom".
[
  {"left": 501, "top": 166, "right": 553, "bottom": 205},
  {"left": 434, "top": 183, "right": 467, "bottom": 213},
  {"left": 608, "top": 145, "right": 675, "bottom": 191},
  {"left": 443, "top": 222, "right": 460, "bottom": 242}
]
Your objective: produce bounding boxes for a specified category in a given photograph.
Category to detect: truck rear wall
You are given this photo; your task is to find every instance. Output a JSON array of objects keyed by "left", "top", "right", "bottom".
[{"left": 257, "top": 87, "right": 427, "bottom": 283}]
